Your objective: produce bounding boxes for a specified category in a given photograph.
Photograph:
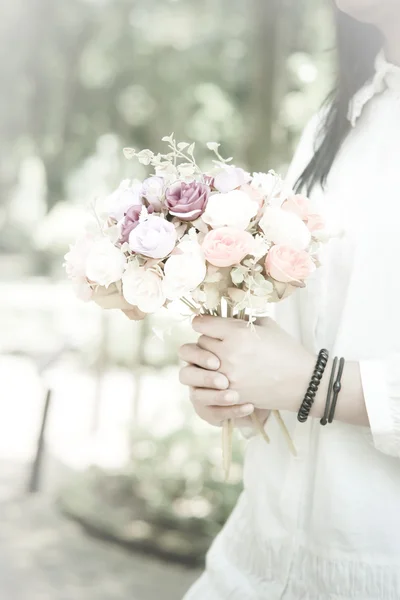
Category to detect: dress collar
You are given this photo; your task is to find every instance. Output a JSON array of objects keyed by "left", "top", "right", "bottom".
[{"left": 348, "top": 50, "right": 400, "bottom": 127}]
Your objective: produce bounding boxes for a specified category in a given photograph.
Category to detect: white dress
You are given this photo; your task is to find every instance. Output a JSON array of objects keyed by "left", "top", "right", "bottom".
[{"left": 184, "top": 53, "right": 400, "bottom": 600}]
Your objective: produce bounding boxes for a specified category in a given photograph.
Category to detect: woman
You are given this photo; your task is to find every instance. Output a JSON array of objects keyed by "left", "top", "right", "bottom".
[{"left": 180, "top": 2, "right": 400, "bottom": 599}]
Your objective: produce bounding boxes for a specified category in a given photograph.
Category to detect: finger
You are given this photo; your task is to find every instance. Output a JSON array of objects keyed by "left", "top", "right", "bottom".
[
  {"left": 195, "top": 402, "right": 255, "bottom": 425},
  {"left": 122, "top": 308, "right": 146, "bottom": 321},
  {"left": 192, "top": 315, "right": 236, "bottom": 340},
  {"left": 179, "top": 365, "right": 229, "bottom": 390},
  {"left": 190, "top": 387, "right": 241, "bottom": 407},
  {"left": 197, "top": 335, "right": 221, "bottom": 355},
  {"left": 178, "top": 343, "right": 220, "bottom": 370}
]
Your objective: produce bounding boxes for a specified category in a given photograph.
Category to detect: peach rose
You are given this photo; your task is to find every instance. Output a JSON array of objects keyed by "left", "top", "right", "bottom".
[
  {"left": 282, "top": 194, "right": 312, "bottom": 221},
  {"left": 265, "top": 244, "right": 315, "bottom": 284},
  {"left": 282, "top": 195, "right": 326, "bottom": 233},
  {"left": 307, "top": 213, "right": 325, "bottom": 233},
  {"left": 202, "top": 227, "right": 254, "bottom": 268}
]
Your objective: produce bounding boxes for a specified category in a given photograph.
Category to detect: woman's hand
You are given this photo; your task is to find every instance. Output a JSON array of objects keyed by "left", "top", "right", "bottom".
[
  {"left": 92, "top": 283, "right": 146, "bottom": 321},
  {"left": 179, "top": 315, "right": 315, "bottom": 417}
]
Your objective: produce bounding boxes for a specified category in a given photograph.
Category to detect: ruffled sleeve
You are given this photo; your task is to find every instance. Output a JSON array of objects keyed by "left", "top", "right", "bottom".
[{"left": 361, "top": 355, "right": 400, "bottom": 458}]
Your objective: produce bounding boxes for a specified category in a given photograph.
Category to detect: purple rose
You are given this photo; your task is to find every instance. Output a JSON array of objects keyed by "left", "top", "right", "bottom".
[
  {"left": 142, "top": 176, "right": 165, "bottom": 211},
  {"left": 165, "top": 181, "right": 210, "bottom": 221},
  {"left": 128, "top": 215, "right": 177, "bottom": 259},
  {"left": 120, "top": 204, "right": 154, "bottom": 244}
]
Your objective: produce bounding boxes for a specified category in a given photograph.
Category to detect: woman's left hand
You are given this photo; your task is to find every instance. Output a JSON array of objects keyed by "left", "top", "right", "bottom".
[{"left": 179, "top": 315, "right": 315, "bottom": 413}]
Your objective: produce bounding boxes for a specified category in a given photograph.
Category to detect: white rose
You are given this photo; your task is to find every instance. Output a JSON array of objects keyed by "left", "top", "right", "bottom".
[
  {"left": 104, "top": 179, "right": 142, "bottom": 222},
  {"left": 202, "top": 190, "right": 258, "bottom": 230},
  {"left": 260, "top": 206, "right": 311, "bottom": 250},
  {"left": 214, "top": 166, "right": 251, "bottom": 194},
  {"left": 163, "top": 242, "right": 206, "bottom": 300},
  {"left": 122, "top": 263, "right": 165, "bottom": 313},
  {"left": 64, "top": 236, "right": 93, "bottom": 279},
  {"left": 72, "top": 276, "right": 93, "bottom": 302},
  {"left": 85, "top": 238, "right": 126, "bottom": 287},
  {"left": 251, "top": 171, "right": 282, "bottom": 198}
]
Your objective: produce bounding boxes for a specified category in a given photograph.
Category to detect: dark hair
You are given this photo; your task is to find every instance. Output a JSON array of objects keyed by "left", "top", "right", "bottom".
[{"left": 296, "top": 10, "right": 383, "bottom": 193}]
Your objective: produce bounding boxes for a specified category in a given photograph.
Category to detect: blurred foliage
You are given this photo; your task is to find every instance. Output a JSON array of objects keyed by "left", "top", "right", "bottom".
[
  {"left": 0, "top": 0, "right": 334, "bottom": 262},
  {"left": 2, "top": 0, "right": 335, "bottom": 556},
  {"left": 59, "top": 426, "right": 243, "bottom": 564}
]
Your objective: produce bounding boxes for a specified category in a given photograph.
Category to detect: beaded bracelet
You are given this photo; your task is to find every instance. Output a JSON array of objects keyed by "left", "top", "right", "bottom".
[{"left": 297, "top": 349, "right": 329, "bottom": 423}]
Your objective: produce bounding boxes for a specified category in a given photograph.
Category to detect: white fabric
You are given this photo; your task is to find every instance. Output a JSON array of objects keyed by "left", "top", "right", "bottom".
[{"left": 184, "top": 53, "right": 400, "bottom": 600}]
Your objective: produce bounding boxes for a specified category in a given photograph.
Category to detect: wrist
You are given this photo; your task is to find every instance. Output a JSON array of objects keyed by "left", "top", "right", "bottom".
[
  {"left": 285, "top": 352, "right": 332, "bottom": 418},
  {"left": 284, "top": 351, "right": 320, "bottom": 413}
]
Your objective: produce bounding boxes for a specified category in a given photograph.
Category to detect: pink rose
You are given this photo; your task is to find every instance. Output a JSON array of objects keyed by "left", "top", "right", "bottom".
[
  {"left": 202, "top": 227, "right": 254, "bottom": 268},
  {"left": 282, "top": 195, "right": 326, "bottom": 233},
  {"left": 307, "top": 213, "right": 325, "bottom": 233},
  {"left": 281, "top": 194, "right": 312, "bottom": 221},
  {"left": 265, "top": 245, "right": 315, "bottom": 283},
  {"left": 165, "top": 181, "right": 210, "bottom": 221},
  {"left": 120, "top": 204, "right": 154, "bottom": 243}
]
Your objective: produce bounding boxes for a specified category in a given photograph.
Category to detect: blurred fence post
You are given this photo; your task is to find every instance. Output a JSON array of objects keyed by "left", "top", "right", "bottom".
[{"left": 27, "top": 389, "right": 52, "bottom": 493}]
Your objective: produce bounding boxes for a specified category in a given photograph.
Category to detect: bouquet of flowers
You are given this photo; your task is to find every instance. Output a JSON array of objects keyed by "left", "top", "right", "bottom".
[{"left": 65, "top": 134, "right": 328, "bottom": 479}]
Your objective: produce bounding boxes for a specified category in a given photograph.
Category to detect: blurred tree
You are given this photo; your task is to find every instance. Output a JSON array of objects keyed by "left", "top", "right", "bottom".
[{"left": 0, "top": 0, "right": 334, "bottom": 238}]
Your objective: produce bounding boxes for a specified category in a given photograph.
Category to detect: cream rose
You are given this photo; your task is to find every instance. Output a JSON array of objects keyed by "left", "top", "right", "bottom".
[
  {"left": 85, "top": 238, "right": 126, "bottom": 288},
  {"left": 213, "top": 166, "right": 251, "bottom": 194},
  {"left": 163, "top": 242, "right": 207, "bottom": 300},
  {"left": 202, "top": 190, "right": 258, "bottom": 230},
  {"left": 72, "top": 277, "right": 94, "bottom": 302},
  {"left": 122, "top": 262, "right": 165, "bottom": 313},
  {"left": 104, "top": 179, "right": 143, "bottom": 222},
  {"left": 251, "top": 171, "right": 282, "bottom": 197},
  {"left": 265, "top": 244, "right": 315, "bottom": 284},
  {"left": 202, "top": 227, "right": 254, "bottom": 268},
  {"left": 260, "top": 206, "right": 311, "bottom": 250}
]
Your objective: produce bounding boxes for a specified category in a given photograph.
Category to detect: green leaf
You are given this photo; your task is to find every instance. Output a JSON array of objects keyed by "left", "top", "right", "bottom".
[
  {"left": 231, "top": 269, "right": 244, "bottom": 285},
  {"left": 123, "top": 147, "right": 135, "bottom": 159},
  {"left": 187, "top": 142, "right": 195, "bottom": 155},
  {"left": 177, "top": 142, "right": 189, "bottom": 150},
  {"left": 162, "top": 133, "right": 174, "bottom": 143},
  {"left": 254, "top": 272, "right": 266, "bottom": 285}
]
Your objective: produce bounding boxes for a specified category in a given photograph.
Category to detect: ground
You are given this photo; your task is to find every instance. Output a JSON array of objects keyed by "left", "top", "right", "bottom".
[
  {"left": 0, "top": 354, "right": 203, "bottom": 600},
  {"left": 0, "top": 460, "right": 201, "bottom": 600}
]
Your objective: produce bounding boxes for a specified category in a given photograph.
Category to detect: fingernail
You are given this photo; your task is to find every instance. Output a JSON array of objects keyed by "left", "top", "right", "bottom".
[
  {"left": 215, "top": 375, "right": 228, "bottom": 389},
  {"left": 224, "top": 391, "right": 239, "bottom": 404},
  {"left": 207, "top": 357, "right": 220, "bottom": 370},
  {"left": 236, "top": 404, "right": 253, "bottom": 417}
]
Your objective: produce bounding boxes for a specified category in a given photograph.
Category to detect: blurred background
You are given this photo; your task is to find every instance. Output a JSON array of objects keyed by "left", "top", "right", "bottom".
[{"left": 0, "top": 0, "right": 334, "bottom": 598}]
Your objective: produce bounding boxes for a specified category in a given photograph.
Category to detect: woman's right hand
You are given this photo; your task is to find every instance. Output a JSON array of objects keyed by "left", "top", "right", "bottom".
[{"left": 179, "top": 342, "right": 270, "bottom": 428}]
